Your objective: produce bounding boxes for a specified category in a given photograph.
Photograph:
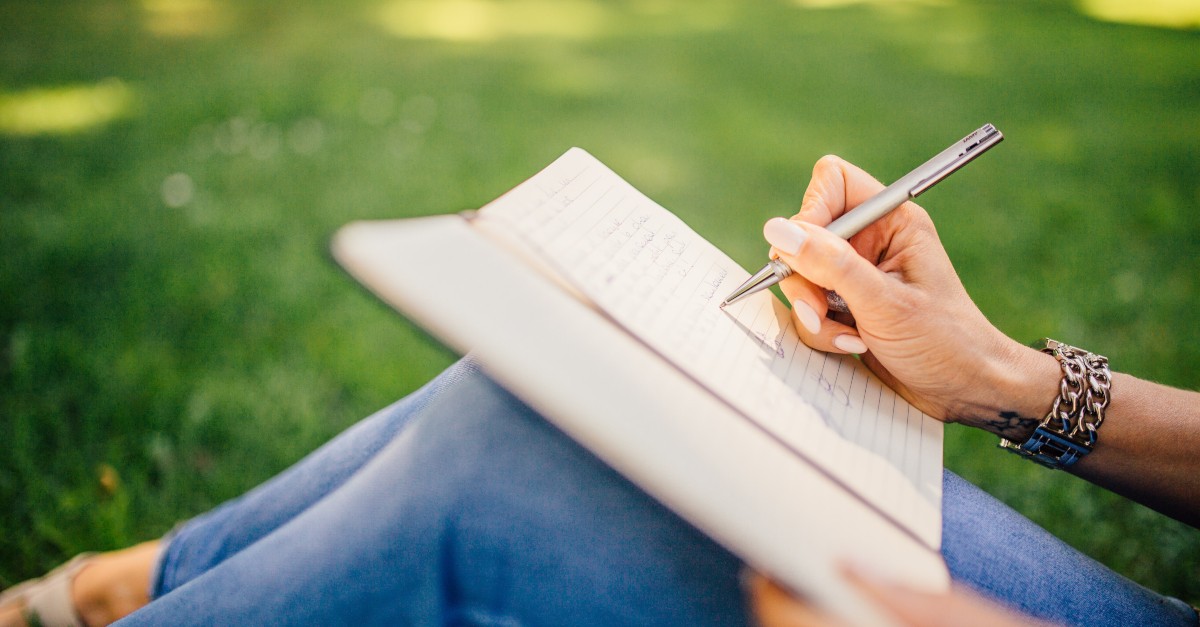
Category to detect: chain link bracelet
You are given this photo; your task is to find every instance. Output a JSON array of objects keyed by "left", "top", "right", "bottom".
[{"left": 999, "top": 339, "right": 1113, "bottom": 469}]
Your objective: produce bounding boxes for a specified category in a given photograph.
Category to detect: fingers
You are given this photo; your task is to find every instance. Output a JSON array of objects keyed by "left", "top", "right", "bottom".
[
  {"left": 764, "top": 217, "right": 890, "bottom": 354},
  {"left": 795, "top": 155, "right": 887, "bottom": 226},
  {"left": 840, "top": 565, "right": 1050, "bottom": 627},
  {"left": 778, "top": 155, "right": 890, "bottom": 354},
  {"left": 745, "top": 573, "right": 844, "bottom": 627},
  {"left": 746, "top": 566, "right": 1043, "bottom": 627},
  {"left": 778, "top": 273, "right": 865, "bottom": 355}
]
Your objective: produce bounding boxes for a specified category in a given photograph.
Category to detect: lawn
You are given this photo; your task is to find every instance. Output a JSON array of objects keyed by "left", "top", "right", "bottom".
[{"left": 2, "top": 0, "right": 1198, "bottom": 608}]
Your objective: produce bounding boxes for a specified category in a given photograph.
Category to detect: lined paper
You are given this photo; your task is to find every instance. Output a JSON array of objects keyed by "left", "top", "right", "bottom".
[{"left": 478, "top": 148, "right": 942, "bottom": 546}]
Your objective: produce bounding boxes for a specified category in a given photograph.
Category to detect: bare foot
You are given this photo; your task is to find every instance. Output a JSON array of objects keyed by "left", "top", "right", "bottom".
[
  {"left": 0, "top": 541, "right": 159, "bottom": 627},
  {"left": 72, "top": 541, "right": 159, "bottom": 626},
  {"left": 0, "top": 603, "right": 28, "bottom": 627}
]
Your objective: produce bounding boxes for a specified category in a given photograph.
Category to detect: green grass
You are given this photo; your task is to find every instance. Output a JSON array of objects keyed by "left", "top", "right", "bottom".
[{"left": 2, "top": 0, "right": 1198, "bottom": 607}]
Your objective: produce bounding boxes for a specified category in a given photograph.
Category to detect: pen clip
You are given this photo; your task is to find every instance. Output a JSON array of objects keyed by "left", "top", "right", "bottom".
[{"left": 908, "top": 124, "right": 1004, "bottom": 196}]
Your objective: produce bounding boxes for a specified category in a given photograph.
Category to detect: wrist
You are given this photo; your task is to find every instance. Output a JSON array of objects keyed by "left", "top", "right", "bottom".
[
  {"left": 999, "top": 340, "right": 1114, "bottom": 469},
  {"left": 950, "top": 336, "right": 1061, "bottom": 440}
]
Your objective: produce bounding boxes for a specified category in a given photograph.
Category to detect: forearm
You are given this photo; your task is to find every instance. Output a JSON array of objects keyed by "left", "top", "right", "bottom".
[
  {"left": 1070, "top": 373, "right": 1200, "bottom": 526},
  {"left": 956, "top": 345, "right": 1200, "bottom": 527}
]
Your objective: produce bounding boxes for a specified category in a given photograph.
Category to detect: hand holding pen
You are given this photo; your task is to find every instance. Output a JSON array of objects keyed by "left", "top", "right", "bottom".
[
  {"left": 725, "top": 125, "right": 1004, "bottom": 361},
  {"left": 721, "top": 124, "right": 1003, "bottom": 312}
]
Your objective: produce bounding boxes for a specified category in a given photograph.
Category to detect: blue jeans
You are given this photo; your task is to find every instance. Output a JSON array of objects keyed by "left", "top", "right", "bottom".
[{"left": 117, "top": 359, "right": 1197, "bottom": 626}]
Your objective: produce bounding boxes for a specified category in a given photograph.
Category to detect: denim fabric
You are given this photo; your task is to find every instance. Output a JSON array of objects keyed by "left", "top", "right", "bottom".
[
  {"left": 150, "top": 358, "right": 484, "bottom": 598},
  {"left": 942, "top": 472, "right": 1197, "bottom": 625},
  {"left": 121, "top": 360, "right": 1197, "bottom": 626}
]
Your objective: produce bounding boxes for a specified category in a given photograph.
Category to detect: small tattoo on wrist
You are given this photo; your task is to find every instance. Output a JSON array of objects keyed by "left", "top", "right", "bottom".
[{"left": 979, "top": 411, "right": 1040, "bottom": 440}]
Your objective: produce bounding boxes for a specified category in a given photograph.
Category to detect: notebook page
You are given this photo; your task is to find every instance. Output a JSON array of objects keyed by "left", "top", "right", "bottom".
[{"left": 478, "top": 148, "right": 942, "bottom": 547}]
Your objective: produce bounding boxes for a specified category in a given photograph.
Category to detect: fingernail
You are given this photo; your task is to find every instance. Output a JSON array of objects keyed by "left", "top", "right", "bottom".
[
  {"left": 792, "top": 300, "right": 822, "bottom": 335},
  {"left": 833, "top": 334, "right": 867, "bottom": 354},
  {"left": 763, "top": 218, "right": 808, "bottom": 255}
]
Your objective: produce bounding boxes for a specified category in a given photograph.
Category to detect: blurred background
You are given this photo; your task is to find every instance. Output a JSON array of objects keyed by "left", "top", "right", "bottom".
[{"left": 2, "top": 0, "right": 1198, "bottom": 607}]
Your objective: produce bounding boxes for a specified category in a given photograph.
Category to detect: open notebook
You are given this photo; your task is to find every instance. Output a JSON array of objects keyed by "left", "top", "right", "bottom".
[{"left": 333, "top": 148, "right": 947, "bottom": 626}]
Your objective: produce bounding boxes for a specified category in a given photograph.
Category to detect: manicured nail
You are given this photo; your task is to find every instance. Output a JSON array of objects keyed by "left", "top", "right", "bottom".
[
  {"left": 763, "top": 218, "right": 808, "bottom": 255},
  {"left": 792, "top": 299, "right": 822, "bottom": 335},
  {"left": 833, "top": 334, "right": 867, "bottom": 354}
]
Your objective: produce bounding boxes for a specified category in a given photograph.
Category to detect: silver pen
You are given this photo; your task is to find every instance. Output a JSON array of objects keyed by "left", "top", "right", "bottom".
[{"left": 719, "top": 123, "right": 1004, "bottom": 310}]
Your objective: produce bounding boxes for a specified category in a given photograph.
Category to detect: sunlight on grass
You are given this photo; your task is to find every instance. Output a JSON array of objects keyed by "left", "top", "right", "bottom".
[
  {"left": 1077, "top": 0, "right": 1200, "bottom": 29},
  {"left": 0, "top": 79, "right": 135, "bottom": 136},
  {"left": 791, "top": 0, "right": 951, "bottom": 8},
  {"left": 375, "top": 0, "right": 611, "bottom": 42},
  {"left": 374, "top": 0, "right": 740, "bottom": 41},
  {"left": 141, "top": 0, "right": 232, "bottom": 38}
]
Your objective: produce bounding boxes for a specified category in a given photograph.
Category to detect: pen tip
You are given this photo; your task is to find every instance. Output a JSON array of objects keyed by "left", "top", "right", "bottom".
[{"left": 718, "top": 302, "right": 727, "bottom": 310}]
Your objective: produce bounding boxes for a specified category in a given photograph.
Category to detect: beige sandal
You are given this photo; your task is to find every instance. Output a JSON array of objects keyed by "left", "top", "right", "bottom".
[{"left": 0, "top": 554, "right": 94, "bottom": 627}]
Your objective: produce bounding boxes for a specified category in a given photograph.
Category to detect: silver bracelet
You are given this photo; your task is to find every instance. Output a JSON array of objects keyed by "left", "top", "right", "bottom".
[{"left": 999, "top": 339, "right": 1112, "bottom": 469}]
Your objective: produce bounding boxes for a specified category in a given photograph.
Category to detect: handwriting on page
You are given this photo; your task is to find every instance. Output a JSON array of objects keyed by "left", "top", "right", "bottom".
[{"left": 480, "top": 148, "right": 942, "bottom": 543}]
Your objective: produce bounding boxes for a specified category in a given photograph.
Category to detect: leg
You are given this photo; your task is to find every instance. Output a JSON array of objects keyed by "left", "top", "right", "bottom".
[
  {"left": 120, "top": 365, "right": 748, "bottom": 626},
  {"left": 72, "top": 543, "right": 158, "bottom": 626},
  {"left": 0, "top": 546, "right": 157, "bottom": 627},
  {"left": 1, "top": 359, "right": 477, "bottom": 627},
  {"left": 154, "top": 358, "right": 479, "bottom": 595},
  {"left": 942, "top": 472, "right": 1198, "bottom": 626},
  {"left": 21, "top": 359, "right": 1194, "bottom": 625},
  {"left": 133, "top": 362, "right": 1197, "bottom": 626}
]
